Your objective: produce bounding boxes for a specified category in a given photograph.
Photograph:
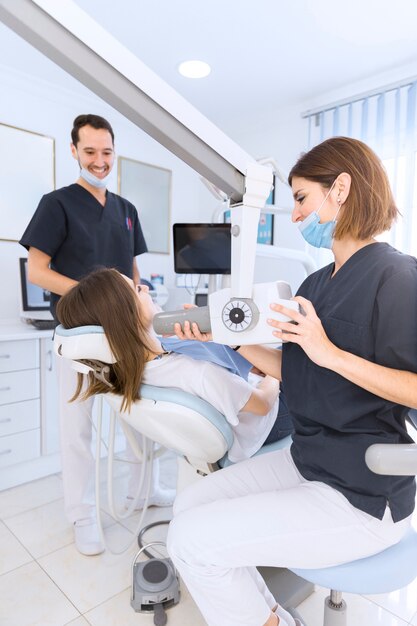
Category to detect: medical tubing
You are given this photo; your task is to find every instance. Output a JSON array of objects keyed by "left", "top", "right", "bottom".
[
  {"left": 185, "top": 272, "right": 202, "bottom": 296},
  {"left": 94, "top": 402, "right": 155, "bottom": 556},
  {"left": 138, "top": 520, "right": 171, "bottom": 559},
  {"left": 107, "top": 409, "right": 148, "bottom": 520}
]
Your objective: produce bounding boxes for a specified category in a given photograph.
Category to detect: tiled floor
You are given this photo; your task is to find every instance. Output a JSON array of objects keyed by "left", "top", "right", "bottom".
[{"left": 1, "top": 454, "right": 417, "bottom": 626}]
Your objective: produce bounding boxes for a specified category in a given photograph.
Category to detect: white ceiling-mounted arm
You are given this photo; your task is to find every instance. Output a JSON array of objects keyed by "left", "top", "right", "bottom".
[{"left": 0, "top": 0, "right": 252, "bottom": 202}]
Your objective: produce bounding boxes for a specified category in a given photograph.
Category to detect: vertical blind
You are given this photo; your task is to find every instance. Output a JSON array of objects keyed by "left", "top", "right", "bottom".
[{"left": 304, "top": 79, "right": 417, "bottom": 257}]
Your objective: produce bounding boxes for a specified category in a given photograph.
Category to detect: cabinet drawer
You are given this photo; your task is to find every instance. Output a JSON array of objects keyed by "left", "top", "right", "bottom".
[
  {"left": 0, "top": 429, "right": 40, "bottom": 468},
  {"left": 0, "top": 370, "right": 40, "bottom": 406},
  {"left": 0, "top": 400, "right": 40, "bottom": 437},
  {"left": 0, "top": 340, "right": 39, "bottom": 373}
]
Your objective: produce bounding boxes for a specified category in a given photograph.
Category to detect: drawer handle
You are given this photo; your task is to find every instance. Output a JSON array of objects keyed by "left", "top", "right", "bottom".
[
  {"left": 0, "top": 354, "right": 11, "bottom": 359},
  {"left": 0, "top": 418, "right": 11, "bottom": 424},
  {"left": 47, "top": 350, "right": 53, "bottom": 372},
  {"left": 0, "top": 387, "right": 11, "bottom": 392},
  {"left": 0, "top": 449, "right": 12, "bottom": 456}
]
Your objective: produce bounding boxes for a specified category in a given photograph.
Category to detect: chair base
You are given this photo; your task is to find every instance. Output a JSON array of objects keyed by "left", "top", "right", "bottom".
[{"left": 324, "top": 595, "right": 347, "bottom": 626}]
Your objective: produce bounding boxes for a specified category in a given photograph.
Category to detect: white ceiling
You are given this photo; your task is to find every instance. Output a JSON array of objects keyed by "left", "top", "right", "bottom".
[{"left": 2, "top": 0, "right": 417, "bottom": 133}]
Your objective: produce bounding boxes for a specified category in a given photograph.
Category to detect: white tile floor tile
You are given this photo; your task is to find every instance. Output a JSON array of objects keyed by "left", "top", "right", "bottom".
[
  {"left": 0, "top": 561, "right": 80, "bottom": 626},
  {"left": 1, "top": 472, "right": 417, "bottom": 626},
  {"left": 0, "top": 520, "right": 33, "bottom": 575},
  {"left": 37, "top": 523, "right": 137, "bottom": 613},
  {"left": 365, "top": 577, "right": 417, "bottom": 623},
  {"left": 4, "top": 498, "right": 116, "bottom": 559},
  {"left": 0, "top": 474, "right": 63, "bottom": 519}
]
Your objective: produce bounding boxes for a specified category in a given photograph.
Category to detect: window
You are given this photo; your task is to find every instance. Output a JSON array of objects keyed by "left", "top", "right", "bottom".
[{"left": 304, "top": 80, "right": 417, "bottom": 257}]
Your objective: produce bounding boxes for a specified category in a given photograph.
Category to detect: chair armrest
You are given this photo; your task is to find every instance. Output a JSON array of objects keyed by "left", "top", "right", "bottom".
[{"left": 365, "top": 444, "right": 417, "bottom": 476}]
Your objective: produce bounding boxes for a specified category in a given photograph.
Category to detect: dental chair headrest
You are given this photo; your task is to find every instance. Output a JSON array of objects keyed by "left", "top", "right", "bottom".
[{"left": 54, "top": 324, "right": 116, "bottom": 364}]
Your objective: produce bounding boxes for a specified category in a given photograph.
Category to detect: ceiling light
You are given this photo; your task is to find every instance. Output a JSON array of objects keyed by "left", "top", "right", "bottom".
[{"left": 178, "top": 60, "right": 211, "bottom": 79}]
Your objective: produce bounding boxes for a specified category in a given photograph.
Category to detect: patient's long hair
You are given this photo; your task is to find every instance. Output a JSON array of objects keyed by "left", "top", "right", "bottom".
[{"left": 56, "top": 268, "right": 155, "bottom": 411}]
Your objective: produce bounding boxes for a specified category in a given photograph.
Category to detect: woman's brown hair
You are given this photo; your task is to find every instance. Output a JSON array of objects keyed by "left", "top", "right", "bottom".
[
  {"left": 288, "top": 136, "right": 399, "bottom": 240},
  {"left": 56, "top": 268, "right": 154, "bottom": 411}
]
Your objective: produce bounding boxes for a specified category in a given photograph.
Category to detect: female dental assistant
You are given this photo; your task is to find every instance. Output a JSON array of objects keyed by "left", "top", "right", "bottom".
[{"left": 169, "top": 136, "right": 417, "bottom": 626}]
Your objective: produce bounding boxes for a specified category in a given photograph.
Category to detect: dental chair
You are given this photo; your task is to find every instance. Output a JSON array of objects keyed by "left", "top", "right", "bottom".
[{"left": 54, "top": 324, "right": 417, "bottom": 626}]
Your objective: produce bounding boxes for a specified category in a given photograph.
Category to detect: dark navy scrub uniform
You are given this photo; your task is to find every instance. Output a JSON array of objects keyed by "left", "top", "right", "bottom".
[
  {"left": 282, "top": 242, "right": 417, "bottom": 522},
  {"left": 20, "top": 184, "right": 147, "bottom": 315}
]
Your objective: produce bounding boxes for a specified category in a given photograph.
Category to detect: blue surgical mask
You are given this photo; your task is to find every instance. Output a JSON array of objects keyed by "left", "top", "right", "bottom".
[
  {"left": 79, "top": 166, "right": 112, "bottom": 189},
  {"left": 298, "top": 181, "right": 340, "bottom": 249}
]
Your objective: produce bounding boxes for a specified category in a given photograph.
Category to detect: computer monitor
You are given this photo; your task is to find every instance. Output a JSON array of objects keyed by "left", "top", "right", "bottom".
[
  {"left": 173, "top": 223, "right": 231, "bottom": 275},
  {"left": 19, "top": 257, "right": 53, "bottom": 321}
]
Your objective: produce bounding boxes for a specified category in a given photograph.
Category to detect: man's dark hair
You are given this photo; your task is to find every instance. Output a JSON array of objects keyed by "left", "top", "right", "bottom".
[{"left": 71, "top": 114, "right": 114, "bottom": 146}]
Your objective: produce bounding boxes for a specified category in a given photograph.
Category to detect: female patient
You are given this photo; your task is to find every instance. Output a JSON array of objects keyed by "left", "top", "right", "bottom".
[
  {"left": 55, "top": 267, "right": 281, "bottom": 463},
  {"left": 169, "top": 137, "right": 417, "bottom": 626}
]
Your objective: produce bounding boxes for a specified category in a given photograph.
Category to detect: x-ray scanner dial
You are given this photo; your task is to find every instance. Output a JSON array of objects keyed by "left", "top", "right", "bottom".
[
  {"left": 221, "top": 298, "right": 259, "bottom": 332},
  {"left": 209, "top": 280, "right": 298, "bottom": 344}
]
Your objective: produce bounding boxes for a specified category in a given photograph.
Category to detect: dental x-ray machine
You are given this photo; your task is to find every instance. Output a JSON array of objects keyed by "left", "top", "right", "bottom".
[{"left": 0, "top": 0, "right": 298, "bottom": 346}]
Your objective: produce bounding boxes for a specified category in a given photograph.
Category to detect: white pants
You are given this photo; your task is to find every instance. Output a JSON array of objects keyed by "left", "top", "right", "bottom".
[
  {"left": 167, "top": 447, "right": 411, "bottom": 626},
  {"left": 57, "top": 357, "right": 157, "bottom": 522}
]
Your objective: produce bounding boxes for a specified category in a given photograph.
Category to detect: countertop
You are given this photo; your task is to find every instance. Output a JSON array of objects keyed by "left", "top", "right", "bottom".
[{"left": 0, "top": 319, "right": 55, "bottom": 341}]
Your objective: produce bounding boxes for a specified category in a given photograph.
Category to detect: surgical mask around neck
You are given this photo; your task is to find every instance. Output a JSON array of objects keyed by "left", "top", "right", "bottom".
[
  {"left": 79, "top": 166, "right": 112, "bottom": 189},
  {"left": 298, "top": 181, "right": 340, "bottom": 249}
]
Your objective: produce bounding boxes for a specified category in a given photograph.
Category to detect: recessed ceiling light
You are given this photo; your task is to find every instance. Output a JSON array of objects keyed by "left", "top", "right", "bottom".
[{"left": 178, "top": 60, "right": 211, "bottom": 79}]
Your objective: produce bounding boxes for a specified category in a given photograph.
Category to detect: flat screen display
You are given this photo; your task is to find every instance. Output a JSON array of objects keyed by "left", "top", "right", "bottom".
[
  {"left": 173, "top": 223, "right": 231, "bottom": 274},
  {"left": 19, "top": 257, "right": 51, "bottom": 311}
]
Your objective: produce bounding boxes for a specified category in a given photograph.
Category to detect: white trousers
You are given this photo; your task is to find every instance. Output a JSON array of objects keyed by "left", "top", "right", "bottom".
[
  {"left": 167, "top": 448, "right": 411, "bottom": 626},
  {"left": 56, "top": 357, "right": 158, "bottom": 522}
]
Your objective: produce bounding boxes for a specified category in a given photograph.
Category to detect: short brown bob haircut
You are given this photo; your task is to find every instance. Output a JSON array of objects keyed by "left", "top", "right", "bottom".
[
  {"left": 56, "top": 268, "right": 154, "bottom": 412},
  {"left": 288, "top": 136, "right": 399, "bottom": 241}
]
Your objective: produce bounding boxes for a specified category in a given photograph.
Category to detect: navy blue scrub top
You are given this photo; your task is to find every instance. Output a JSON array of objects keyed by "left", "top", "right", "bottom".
[
  {"left": 282, "top": 243, "right": 417, "bottom": 522},
  {"left": 20, "top": 184, "right": 147, "bottom": 316}
]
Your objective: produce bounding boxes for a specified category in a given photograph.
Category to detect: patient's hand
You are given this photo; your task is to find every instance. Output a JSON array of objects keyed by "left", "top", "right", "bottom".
[
  {"left": 250, "top": 366, "right": 266, "bottom": 377},
  {"left": 174, "top": 318, "right": 213, "bottom": 342},
  {"left": 173, "top": 303, "right": 213, "bottom": 341}
]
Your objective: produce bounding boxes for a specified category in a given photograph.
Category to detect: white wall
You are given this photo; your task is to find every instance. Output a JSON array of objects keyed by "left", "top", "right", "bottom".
[{"left": 223, "top": 103, "right": 312, "bottom": 293}]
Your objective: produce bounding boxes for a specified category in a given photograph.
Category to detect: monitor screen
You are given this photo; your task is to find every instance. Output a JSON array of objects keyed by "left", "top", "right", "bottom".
[
  {"left": 19, "top": 257, "right": 51, "bottom": 312},
  {"left": 173, "top": 223, "right": 231, "bottom": 275}
]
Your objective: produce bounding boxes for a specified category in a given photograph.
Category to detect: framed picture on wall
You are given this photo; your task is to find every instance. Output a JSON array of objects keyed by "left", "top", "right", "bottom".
[
  {"left": 118, "top": 156, "right": 172, "bottom": 254},
  {"left": 224, "top": 175, "right": 275, "bottom": 245},
  {"left": 0, "top": 123, "right": 55, "bottom": 242}
]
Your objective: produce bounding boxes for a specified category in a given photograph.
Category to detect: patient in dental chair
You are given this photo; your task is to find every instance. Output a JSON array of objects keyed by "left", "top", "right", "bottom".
[{"left": 56, "top": 267, "right": 291, "bottom": 462}]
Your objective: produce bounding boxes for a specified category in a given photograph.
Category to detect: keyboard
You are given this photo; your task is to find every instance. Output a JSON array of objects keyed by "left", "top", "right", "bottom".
[{"left": 28, "top": 319, "right": 58, "bottom": 331}]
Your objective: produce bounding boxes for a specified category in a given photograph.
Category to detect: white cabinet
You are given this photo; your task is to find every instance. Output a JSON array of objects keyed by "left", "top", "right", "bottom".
[
  {"left": 0, "top": 327, "right": 61, "bottom": 490},
  {"left": 40, "top": 337, "right": 60, "bottom": 454},
  {"left": 0, "top": 340, "right": 41, "bottom": 470}
]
